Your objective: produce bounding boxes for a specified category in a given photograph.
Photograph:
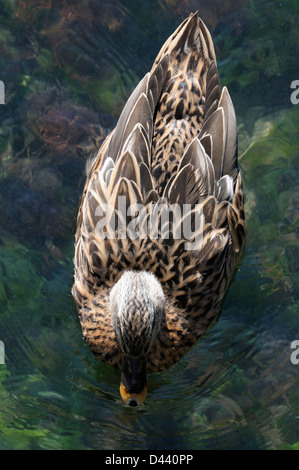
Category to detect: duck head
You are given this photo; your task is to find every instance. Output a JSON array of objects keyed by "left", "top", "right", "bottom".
[{"left": 110, "top": 271, "right": 164, "bottom": 406}]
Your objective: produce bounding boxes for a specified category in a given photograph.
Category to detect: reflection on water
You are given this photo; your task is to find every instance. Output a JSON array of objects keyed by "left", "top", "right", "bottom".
[{"left": 0, "top": 0, "right": 298, "bottom": 450}]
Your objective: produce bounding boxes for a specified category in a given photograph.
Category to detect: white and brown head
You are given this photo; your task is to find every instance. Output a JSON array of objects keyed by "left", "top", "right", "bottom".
[{"left": 110, "top": 271, "right": 164, "bottom": 405}]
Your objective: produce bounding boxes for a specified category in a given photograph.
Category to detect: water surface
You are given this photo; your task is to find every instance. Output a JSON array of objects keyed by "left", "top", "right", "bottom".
[{"left": 0, "top": 0, "right": 298, "bottom": 450}]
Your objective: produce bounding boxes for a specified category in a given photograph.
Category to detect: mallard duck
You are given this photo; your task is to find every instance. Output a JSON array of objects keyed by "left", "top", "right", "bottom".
[{"left": 72, "top": 12, "right": 245, "bottom": 406}]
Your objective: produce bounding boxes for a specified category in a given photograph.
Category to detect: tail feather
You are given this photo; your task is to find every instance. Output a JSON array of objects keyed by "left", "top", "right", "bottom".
[
  {"left": 85, "top": 12, "right": 239, "bottom": 218},
  {"left": 204, "top": 61, "right": 221, "bottom": 122},
  {"left": 151, "top": 12, "right": 216, "bottom": 79},
  {"left": 151, "top": 13, "right": 219, "bottom": 192}
]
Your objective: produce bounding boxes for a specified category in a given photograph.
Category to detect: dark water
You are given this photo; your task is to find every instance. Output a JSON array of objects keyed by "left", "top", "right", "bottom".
[{"left": 0, "top": 0, "right": 298, "bottom": 450}]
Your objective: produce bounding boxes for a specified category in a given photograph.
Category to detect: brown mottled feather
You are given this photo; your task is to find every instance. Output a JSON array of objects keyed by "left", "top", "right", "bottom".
[{"left": 72, "top": 12, "right": 245, "bottom": 374}]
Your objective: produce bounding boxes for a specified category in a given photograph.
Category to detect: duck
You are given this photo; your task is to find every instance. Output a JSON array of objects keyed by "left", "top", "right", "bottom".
[{"left": 72, "top": 12, "right": 245, "bottom": 406}]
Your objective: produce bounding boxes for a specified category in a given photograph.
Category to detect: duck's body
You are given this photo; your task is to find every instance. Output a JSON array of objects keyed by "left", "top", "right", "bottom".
[{"left": 72, "top": 13, "right": 245, "bottom": 404}]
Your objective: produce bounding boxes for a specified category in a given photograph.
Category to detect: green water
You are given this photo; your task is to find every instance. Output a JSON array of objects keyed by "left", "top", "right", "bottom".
[{"left": 0, "top": 0, "right": 298, "bottom": 450}]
